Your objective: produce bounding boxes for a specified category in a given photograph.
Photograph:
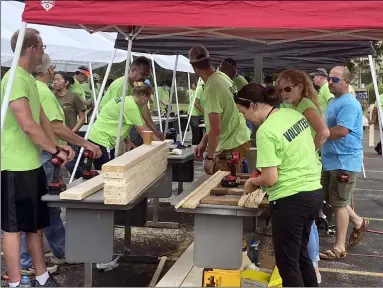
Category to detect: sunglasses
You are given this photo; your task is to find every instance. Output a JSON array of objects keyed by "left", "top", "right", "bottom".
[
  {"left": 234, "top": 95, "right": 253, "bottom": 108},
  {"left": 278, "top": 85, "right": 297, "bottom": 93},
  {"left": 327, "top": 77, "right": 344, "bottom": 84}
]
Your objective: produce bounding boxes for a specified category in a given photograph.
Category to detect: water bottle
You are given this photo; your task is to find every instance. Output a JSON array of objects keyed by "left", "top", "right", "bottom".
[
  {"left": 20, "top": 275, "right": 31, "bottom": 287},
  {"left": 247, "top": 239, "right": 261, "bottom": 266}
]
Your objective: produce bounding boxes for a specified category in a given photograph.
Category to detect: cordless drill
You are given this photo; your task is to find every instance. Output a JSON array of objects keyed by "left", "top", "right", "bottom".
[
  {"left": 82, "top": 150, "right": 99, "bottom": 179},
  {"left": 48, "top": 156, "right": 66, "bottom": 195},
  {"left": 217, "top": 151, "right": 241, "bottom": 188}
]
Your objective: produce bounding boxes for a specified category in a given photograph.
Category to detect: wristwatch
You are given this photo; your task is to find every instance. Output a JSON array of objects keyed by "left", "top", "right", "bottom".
[
  {"left": 205, "top": 155, "right": 214, "bottom": 161},
  {"left": 52, "top": 146, "right": 61, "bottom": 156}
]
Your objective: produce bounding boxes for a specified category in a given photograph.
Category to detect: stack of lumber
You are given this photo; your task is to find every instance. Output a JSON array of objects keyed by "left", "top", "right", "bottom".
[
  {"left": 175, "top": 171, "right": 267, "bottom": 209},
  {"left": 102, "top": 141, "right": 169, "bottom": 205}
]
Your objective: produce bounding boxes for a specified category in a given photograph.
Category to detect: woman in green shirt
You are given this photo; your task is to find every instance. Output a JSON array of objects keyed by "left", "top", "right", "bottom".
[
  {"left": 235, "top": 83, "right": 323, "bottom": 287},
  {"left": 88, "top": 82, "right": 160, "bottom": 169}
]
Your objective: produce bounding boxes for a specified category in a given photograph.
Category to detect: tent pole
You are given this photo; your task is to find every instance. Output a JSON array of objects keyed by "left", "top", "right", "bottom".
[
  {"left": 174, "top": 72, "right": 183, "bottom": 143},
  {"left": 88, "top": 61, "right": 98, "bottom": 117},
  {"left": 1, "top": 21, "right": 27, "bottom": 132},
  {"left": 187, "top": 73, "right": 191, "bottom": 92},
  {"left": 164, "top": 54, "right": 179, "bottom": 133},
  {"left": 151, "top": 54, "right": 162, "bottom": 132},
  {"left": 115, "top": 34, "right": 133, "bottom": 158},
  {"left": 182, "top": 78, "right": 202, "bottom": 144},
  {"left": 69, "top": 48, "right": 117, "bottom": 183},
  {"left": 368, "top": 55, "right": 383, "bottom": 159}
]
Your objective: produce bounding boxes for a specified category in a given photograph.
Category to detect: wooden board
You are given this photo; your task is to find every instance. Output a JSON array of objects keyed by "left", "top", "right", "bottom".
[
  {"left": 238, "top": 189, "right": 266, "bottom": 208},
  {"left": 60, "top": 175, "right": 104, "bottom": 200},
  {"left": 103, "top": 146, "right": 169, "bottom": 181},
  {"left": 200, "top": 195, "right": 241, "bottom": 206},
  {"left": 101, "top": 141, "right": 168, "bottom": 173},
  {"left": 210, "top": 187, "right": 244, "bottom": 196},
  {"left": 175, "top": 171, "right": 230, "bottom": 209},
  {"left": 149, "top": 256, "right": 167, "bottom": 287},
  {"left": 156, "top": 243, "right": 194, "bottom": 287}
]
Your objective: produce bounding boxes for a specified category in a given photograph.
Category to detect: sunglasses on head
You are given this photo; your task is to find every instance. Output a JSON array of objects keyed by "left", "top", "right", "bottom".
[
  {"left": 234, "top": 95, "right": 252, "bottom": 108},
  {"left": 327, "top": 77, "right": 344, "bottom": 84}
]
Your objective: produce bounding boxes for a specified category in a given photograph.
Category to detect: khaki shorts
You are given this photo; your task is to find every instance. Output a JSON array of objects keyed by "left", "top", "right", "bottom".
[
  {"left": 213, "top": 141, "right": 251, "bottom": 173},
  {"left": 321, "top": 170, "right": 358, "bottom": 207}
]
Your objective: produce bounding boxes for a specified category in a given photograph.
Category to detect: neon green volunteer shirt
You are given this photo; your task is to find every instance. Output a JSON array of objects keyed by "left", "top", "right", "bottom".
[
  {"left": 81, "top": 80, "right": 93, "bottom": 100},
  {"left": 204, "top": 71, "right": 250, "bottom": 153},
  {"left": 256, "top": 108, "right": 322, "bottom": 201},
  {"left": 318, "top": 82, "right": 334, "bottom": 112},
  {"left": 232, "top": 74, "right": 248, "bottom": 92},
  {"left": 70, "top": 78, "right": 85, "bottom": 100},
  {"left": 188, "top": 88, "right": 203, "bottom": 116},
  {"left": 37, "top": 80, "right": 66, "bottom": 145},
  {"left": 152, "top": 86, "right": 169, "bottom": 115},
  {"left": 99, "top": 76, "right": 132, "bottom": 112},
  {"left": 1, "top": 66, "right": 41, "bottom": 171},
  {"left": 89, "top": 96, "right": 144, "bottom": 149}
]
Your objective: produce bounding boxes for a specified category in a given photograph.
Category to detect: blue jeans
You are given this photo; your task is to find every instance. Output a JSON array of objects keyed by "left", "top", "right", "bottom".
[
  {"left": 65, "top": 143, "right": 83, "bottom": 179},
  {"left": 20, "top": 151, "right": 66, "bottom": 269},
  {"left": 308, "top": 221, "right": 320, "bottom": 263}
]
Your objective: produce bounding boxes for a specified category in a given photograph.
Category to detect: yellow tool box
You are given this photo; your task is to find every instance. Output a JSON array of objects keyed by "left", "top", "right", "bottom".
[{"left": 202, "top": 268, "right": 242, "bottom": 287}]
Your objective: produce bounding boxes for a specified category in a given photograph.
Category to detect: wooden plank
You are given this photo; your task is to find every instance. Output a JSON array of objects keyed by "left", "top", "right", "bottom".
[
  {"left": 102, "top": 141, "right": 167, "bottom": 173},
  {"left": 238, "top": 189, "right": 266, "bottom": 208},
  {"left": 156, "top": 243, "right": 194, "bottom": 287},
  {"left": 176, "top": 171, "right": 229, "bottom": 209},
  {"left": 60, "top": 175, "right": 104, "bottom": 200},
  {"left": 200, "top": 195, "right": 241, "bottom": 206},
  {"left": 210, "top": 187, "right": 244, "bottom": 196},
  {"left": 103, "top": 146, "right": 169, "bottom": 180},
  {"left": 149, "top": 256, "right": 167, "bottom": 287},
  {"left": 237, "top": 173, "right": 250, "bottom": 179}
]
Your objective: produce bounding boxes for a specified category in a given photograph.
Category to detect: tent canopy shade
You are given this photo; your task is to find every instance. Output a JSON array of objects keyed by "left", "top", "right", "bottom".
[{"left": 22, "top": 1, "right": 383, "bottom": 43}]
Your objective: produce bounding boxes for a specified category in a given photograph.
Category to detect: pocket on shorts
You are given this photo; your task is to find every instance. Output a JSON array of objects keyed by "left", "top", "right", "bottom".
[{"left": 334, "top": 170, "right": 356, "bottom": 202}]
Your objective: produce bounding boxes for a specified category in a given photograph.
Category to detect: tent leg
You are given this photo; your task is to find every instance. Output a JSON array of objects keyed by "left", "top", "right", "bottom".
[
  {"left": 115, "top": 35, "right": 133, "bottom": 158},
  {"left": 164, "top": 55, "right": 179, "bottom": 133},
  {"left": 151, "top": 54, "right": 162, "bottom": 132},
  {"left": 182, "top": 78, "right": 202, "bottom": 144},
  {"left": 1, "top": 21, "right": 27, "bottom": 132},
  {"left": 69, "top": 49, "right": 117, "bottom": 183},
  {"left": 174, "top": 72, "right": 183, "bottom": 143},
  {"left": 88, "top": 61, "right": 98, "bottom": 117},
  {"left": 368, "top": 55, "right": 383, "bottom": 159},
  {"left": 253, "top": 55, "right": 263, "bottom": 84}
]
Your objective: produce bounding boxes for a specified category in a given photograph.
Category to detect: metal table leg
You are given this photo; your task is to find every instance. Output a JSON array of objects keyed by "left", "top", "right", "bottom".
[
  {"left": 177, "top": 182, "right": 183, "bottom": 194},
  {"left": 145, "top": 198, "right": 179, "bottom": 229},
  {"left": 84, "top": 263, "right": 92, "bottom": 287}
]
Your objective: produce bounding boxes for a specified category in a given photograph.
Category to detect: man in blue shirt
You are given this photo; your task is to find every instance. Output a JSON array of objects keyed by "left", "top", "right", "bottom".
[{"left": 320, "top": 66, "right": 369, "bottom": 261}]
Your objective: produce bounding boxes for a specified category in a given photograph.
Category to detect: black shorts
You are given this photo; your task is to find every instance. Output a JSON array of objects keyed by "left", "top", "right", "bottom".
[{"left": 1, "top": 167, "right": 50, "bottom": 233}]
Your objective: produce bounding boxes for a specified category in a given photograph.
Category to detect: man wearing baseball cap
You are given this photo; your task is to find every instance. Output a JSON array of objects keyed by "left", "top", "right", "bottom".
[
  {"left": 311, "top": 68, "right": 334, "bottom": 112},
  {"left": 189, "top": 45, "right": 251, "bottom": 175}
]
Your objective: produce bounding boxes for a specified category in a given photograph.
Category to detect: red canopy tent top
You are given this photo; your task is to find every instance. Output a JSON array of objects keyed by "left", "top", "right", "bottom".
[{"left": 23, "top": 1, "right": 383, "bottom": 44}]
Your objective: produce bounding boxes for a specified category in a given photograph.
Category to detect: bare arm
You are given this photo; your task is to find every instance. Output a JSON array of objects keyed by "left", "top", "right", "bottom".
[
  {"left": 194, "top": 98, "right": 205, "bottom": 114},
  {"left": 245, "top": 166, "right": 278, "bottom": 193},
  {"left": 40, "top": 107, "right": 58, "bottom": 146},
  {"left": 136, "top": 125, "right": 161, "bottom": 141},
  {"left": 303, "top": 108, "right": 330, "bottom": 151},
  {"left": 141, "top": 105, "right": 157, "bottom": 132},
  {"left": 10, "top": 98, "right": 58, "bottom": 154},
  {"left": 71, "top": 111, "right": 85, "bottom": 133},
  {"left": 328, "top": 126, "right": 349, "bottom": 140},
  {"left": 206, "top": 113, "right": 221, "bottom": 158}
]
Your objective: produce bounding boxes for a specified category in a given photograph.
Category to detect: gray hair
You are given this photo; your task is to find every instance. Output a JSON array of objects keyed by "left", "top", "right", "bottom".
[{"left": 35, "top": 54, "right": 52, "bottom": 75}]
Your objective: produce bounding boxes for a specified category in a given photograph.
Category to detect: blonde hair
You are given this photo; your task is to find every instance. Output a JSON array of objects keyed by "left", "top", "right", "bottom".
[
  {"left": 132, "top": 82, "right": 152, "bottom": 97},
  {"left": 278, "top": 69, "right": 321, "bottom": 113}
]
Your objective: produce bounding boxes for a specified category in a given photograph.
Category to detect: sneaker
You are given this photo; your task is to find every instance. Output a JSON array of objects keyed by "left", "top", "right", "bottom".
[
  {"left": 50, "top": 255, "right": 66, "bottom": 265},
  {"left": 31, "top": 275, "right": 59, "bottom": 287},
  {"left": 21, "top": 264, "right": 58, "bottom": 276}
]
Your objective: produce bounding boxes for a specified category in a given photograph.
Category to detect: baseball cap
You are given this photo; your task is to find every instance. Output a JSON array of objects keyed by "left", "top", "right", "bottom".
[
  {"left": 76, "top": 66, "right": 90, "bottom": 78},
  {"left": 310, "top": 68, "right": 328, "bottom": 77},
  {"left": 188, "top": 45, "right": 210, "bottom": 64}
]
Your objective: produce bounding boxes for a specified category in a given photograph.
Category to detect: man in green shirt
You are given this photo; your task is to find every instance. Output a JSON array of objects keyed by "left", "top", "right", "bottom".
[
  {"left": 151, "top": 80, "right": 170, "bottom": 116},
  {"left": 99, "top": 57, "right": 164, "bottom": 145},
  {"left": 219, "top": 58, "right": 248, "bottom": 92},
  {"left": 1, "top": 28, "right": 72, "bottom": 287},
  {"left": 188, "top": 81, "right": 205, "bottom": 145},
  {"left": 311, "top": 68, "right": 334, "bottom": 112},
  {"left": 189, "top": 45, "right": 251, "bottom": 174},
  {"left": 19, "top": 54, "right": 102, "bottom": 276}
]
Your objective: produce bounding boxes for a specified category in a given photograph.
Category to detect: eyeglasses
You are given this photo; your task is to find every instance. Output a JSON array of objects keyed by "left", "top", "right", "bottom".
[
  {"left": 29, "top": 44, "right": 46, "bottom": 51},
  {"left": 278, "top": 85, "right": 297, "bottom": 93},
  {"left": 327, "top": 77, "right": 344, "bottom": 84}
]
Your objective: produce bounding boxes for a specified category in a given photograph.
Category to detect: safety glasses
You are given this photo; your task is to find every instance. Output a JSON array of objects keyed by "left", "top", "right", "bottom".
[
  {"left": 234, "top": 95, "right": 252, "bottom": 108},
  {"left": 327, "top": 77, "right": 344, "bottom": 84}
]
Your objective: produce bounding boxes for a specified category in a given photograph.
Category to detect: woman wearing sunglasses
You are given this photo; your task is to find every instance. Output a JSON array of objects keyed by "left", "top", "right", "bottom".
[
  {"left": 235, "top": 83, "right": 323, "bottom": 287},
  {"left": 277, "top": 69, "right": 330, "bottom": 283}
]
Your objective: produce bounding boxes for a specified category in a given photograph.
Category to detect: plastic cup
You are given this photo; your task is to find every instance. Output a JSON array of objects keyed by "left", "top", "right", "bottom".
[{"left": 142, "top": 131, "right": 154, "bottom": 145}]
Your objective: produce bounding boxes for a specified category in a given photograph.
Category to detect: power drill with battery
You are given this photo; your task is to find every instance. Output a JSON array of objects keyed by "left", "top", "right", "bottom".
[
  {"left": 48, "top": 156, "right": 67, "bottom": 195},
  {"left": 82, "top": 150, "right": 99, "bottom": 179},
  {"left": 217, "top": 151, "right": 241, "bottom": 188}
]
